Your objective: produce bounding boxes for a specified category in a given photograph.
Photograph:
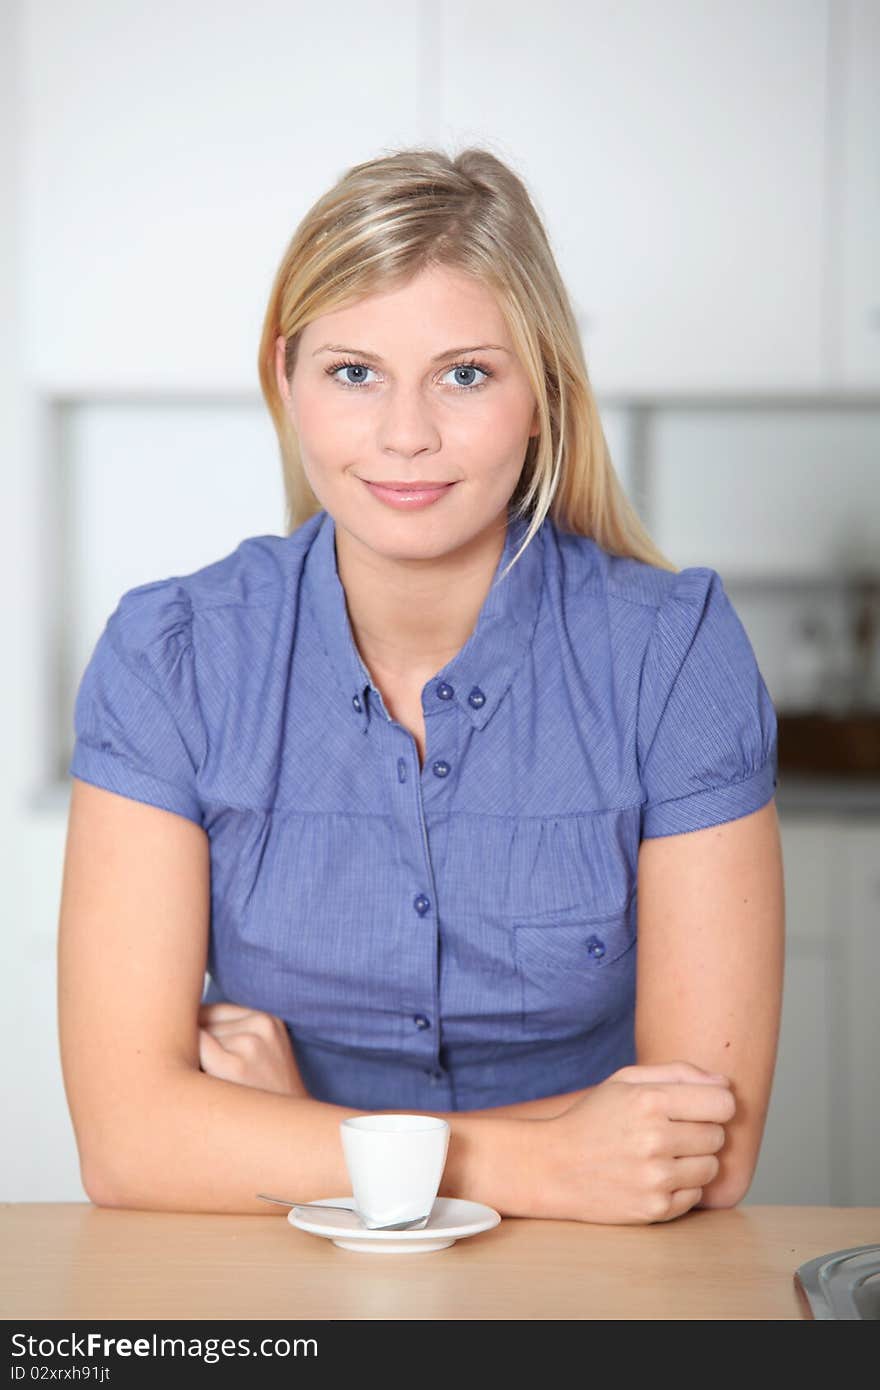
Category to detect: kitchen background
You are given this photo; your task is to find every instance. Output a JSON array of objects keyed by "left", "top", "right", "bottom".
[{"left": 1, "top": 0, "right": 878, "bottom": 1204}]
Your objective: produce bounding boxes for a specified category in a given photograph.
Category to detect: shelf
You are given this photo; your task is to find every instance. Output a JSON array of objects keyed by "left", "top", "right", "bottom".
[
  {"left": 775, "top": 773, "right": 880, "bottom": 815},
  {"left": 720, "top": 574, "right": 880, "bottom": 592},
  {"left": 778, "top": 711, "right": 880, "bottom": 776}
]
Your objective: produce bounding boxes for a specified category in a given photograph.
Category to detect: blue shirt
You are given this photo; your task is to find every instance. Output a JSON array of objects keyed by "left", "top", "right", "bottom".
[{"left": 68, "top": 508, "right": 778, "bottom": 1112}]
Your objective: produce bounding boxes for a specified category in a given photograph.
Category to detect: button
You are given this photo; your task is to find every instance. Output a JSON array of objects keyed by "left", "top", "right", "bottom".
[
  {"left": 432, "top": 760, "right": 450, "bottom": 778},
  {"left": 468, "top": 687, "right": 486, "bottom": 708},
  {"left": 397, "top": 757, "right": 407, "bottom": 783},
  {"left": 414, "top": 894, "right": 430, "bottom": 915},
  {"left": 413, "top": 1014, "right": 431, "bottom": 1030},
  {"left": 436, "top": 682, "right": 454, "bottom": 700},
  {"left": 352, "top": 694, "right": 362, "bottom": 712},
  {"left": 585, "top": 935, "right": 606, "bottom": 959},
  {"left": 424, "top": 1068, "right": 445, "bottom": 1081}
]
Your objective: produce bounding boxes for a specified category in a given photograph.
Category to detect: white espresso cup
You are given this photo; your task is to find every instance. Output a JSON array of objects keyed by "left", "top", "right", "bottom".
[{"left": 340, "top": 1114, "right": 450, "bottom": 1230}]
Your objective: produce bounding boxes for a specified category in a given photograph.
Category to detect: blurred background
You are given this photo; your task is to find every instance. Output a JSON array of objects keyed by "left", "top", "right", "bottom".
[{"left": 1, "top": 0, "right": 878, "bottom": 1203}]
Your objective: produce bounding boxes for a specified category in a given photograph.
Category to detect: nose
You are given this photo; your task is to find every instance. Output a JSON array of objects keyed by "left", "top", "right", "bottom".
[{"left": 375, "top": 385, "right": 443, "bottom": 456}]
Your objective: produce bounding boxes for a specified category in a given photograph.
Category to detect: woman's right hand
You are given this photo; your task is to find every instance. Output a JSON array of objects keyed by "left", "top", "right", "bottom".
[{"left": 535, "top": 1061, "right": 736, "bottom": 1225}]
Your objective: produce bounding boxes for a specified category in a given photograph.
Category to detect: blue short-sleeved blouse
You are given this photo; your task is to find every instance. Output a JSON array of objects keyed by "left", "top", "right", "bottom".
[{"left": 68, "top": 508, "right": 778, "bottom": 1112}]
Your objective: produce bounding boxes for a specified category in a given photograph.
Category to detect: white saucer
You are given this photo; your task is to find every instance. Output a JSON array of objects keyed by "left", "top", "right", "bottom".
[{"left": 288, "top": 1196, "right": 501, "bottom": 1254}]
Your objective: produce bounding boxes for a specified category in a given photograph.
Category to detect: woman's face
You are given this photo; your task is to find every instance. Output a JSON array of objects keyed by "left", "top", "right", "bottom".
[{"left": 275, "top": 264, "right": 539, "bottom": 561}]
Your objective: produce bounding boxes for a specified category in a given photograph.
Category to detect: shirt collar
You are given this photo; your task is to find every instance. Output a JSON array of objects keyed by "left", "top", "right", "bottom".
[{"left": 303, "top": 506, "right": 545, "bottom": 734}]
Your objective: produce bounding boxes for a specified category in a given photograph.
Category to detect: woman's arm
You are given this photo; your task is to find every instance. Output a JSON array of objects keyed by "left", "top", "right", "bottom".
[
  {"left": 197, "top": 1000, "right": 586, "bottom": 1118},
  {"left": 86, "top": 1065, "right": 544, "bottom": 1215},
  {"left": 455, "top": 1090, "right": 591, "bottom": 1119},
  {"left": 634, "top": 798, "right": 786, "bottom": 1207},
  {"left": 57, "top": 780, "right": 543, "bottom": 1216}
]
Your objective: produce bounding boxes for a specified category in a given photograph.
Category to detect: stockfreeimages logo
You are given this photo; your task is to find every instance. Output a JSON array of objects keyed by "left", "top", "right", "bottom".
[{"left": 10, "top": 1331, "right": 317, "bottom": 1365}]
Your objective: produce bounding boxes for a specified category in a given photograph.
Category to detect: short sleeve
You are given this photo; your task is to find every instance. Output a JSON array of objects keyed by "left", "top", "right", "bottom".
[
  {"left": 68, "top": 581, "right": 206, "bottom": 827},
  {"left": 637, "top": 567, "right": 778, "bottom": 839}
]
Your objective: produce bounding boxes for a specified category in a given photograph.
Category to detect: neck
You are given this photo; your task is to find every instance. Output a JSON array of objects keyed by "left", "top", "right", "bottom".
[{"left": 334, "top": 514, "right": 509, "bottom": 683}]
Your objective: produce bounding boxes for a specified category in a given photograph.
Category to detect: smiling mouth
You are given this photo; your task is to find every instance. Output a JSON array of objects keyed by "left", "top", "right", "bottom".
[{"left": 360, "top": 480, "right": 454, "bottom": 491}]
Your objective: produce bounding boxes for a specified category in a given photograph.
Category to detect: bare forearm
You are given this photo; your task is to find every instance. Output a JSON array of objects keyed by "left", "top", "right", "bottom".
[
  {"left": 456, "top": 1087, "right": 590, "bottom": 1120},
  {"left": 88, "top": 1066, "right": 545, "bottom": 1217}
]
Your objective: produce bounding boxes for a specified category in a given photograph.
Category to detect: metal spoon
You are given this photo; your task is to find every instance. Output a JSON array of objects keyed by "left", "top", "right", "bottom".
[{"left": 255, "top": 1192, "right": 430, "bottom": 1231}]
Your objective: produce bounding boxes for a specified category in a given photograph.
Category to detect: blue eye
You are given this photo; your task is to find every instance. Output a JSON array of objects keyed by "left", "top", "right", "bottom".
[
  {"left": 325, "top": 359, "right": 494, "bottom": 391},
  {"left": 442, "top": 362, "right": 491, "bottom": 390},
  {"left": 327, "top": 361, "right": 375, "bottom": 388}
]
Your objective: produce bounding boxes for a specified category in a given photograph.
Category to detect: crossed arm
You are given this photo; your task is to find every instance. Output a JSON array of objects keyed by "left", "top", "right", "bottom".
[
  {"left": 61, "top": 779, "right": 783, "bottom": 1213},
  {"left": 633, "top": 797, "right": 786, "bottom": 1206},
  {"left": 199, "top": 798, "right": 786, "bottom": 1208}
]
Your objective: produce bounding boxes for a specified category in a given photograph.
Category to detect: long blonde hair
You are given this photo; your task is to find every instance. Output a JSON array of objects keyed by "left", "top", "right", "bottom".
[{"left": 258, "top": 146, "right": 678, "bottom": 580}]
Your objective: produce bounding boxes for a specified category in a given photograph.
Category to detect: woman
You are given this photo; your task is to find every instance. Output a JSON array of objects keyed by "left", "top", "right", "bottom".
[{"left": 58, "top": 147, "right": 784, "bottom": 1224}]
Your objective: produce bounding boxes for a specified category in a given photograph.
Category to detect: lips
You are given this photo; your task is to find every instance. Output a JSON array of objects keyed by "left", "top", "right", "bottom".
[
  {"left": 362, "top": 481, "right": 452, "bottom": 491},
  {"left": 361, "top": 478, "right": 458, "bottom": 510}
]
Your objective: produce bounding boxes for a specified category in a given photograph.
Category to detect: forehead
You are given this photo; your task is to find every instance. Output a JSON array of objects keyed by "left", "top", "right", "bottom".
[{"left": 304, "top": 266, "right": 508, "bottom": 346}]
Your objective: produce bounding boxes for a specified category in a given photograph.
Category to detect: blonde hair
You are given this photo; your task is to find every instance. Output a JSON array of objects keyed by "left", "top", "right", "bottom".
[{"left": 258, "top": 146, "right": 678, "bottom": 580}]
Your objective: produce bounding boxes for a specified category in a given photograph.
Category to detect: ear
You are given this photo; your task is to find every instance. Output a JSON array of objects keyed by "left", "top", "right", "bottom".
[{"left": 275, "top": 334, "right": 290, "bottom": 403}]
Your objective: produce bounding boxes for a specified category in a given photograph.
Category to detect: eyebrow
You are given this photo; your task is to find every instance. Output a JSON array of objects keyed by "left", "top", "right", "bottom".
[{"left": 312, "top": 343, "right": 511, "bottom": 363}]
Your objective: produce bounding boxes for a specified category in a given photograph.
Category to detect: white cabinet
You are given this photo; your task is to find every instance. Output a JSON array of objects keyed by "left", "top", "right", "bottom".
[
  {"left": 20, "top": 0, "right": 423, "bottom": 391},
  {"left": 747, "top": 819, "right": 837, "bottom": 1203},
  {"left": 746, "top": 812, "right": 880, "bottom": 1205},
  {"left": 831, "top": 0, "right": 880, "bottom": 387},
  {"left": 22, "top": 0, "right": 839, "bottom": 397},
  {"left": 842, "top": 824, "right": 880, "bottom": 1199},
  {"left": 439, "top": 0, "right": 829, "bottom": 393},
  {"left": 649, "top": 407, "right": 880, "bottom": 580},
  {"left": 20, "top": 0, "right": 879, "bottom": 396}
]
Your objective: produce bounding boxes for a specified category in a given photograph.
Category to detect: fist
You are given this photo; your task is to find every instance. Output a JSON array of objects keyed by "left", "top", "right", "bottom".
[
  {"left": 197, "top": 1002, "right": 309, "bottom": 1098},
  {"left": 539, "top": 1060, "right": 736, "bottom": 1225}
]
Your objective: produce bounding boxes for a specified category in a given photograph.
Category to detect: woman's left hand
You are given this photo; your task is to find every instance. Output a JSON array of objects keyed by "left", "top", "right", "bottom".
[{"left": 197, "top": 1002, "right": 310, "bottom": 1098}]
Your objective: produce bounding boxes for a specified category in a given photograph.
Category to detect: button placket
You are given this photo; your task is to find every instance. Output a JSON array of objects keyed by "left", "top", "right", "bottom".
[
  {"left": 383, "top": 710, "right": 442, "bottom": 1067},
  {"left": 402, "top": 678, "right": 461, "bottom": 1067},
  {"left": 424, "top": 676, "right": 468, "bottom": 789}
]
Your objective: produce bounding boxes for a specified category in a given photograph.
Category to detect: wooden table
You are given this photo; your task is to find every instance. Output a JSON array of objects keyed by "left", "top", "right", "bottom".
[{"left": 2, "top": 1203, "right": 878, "bottom": 1320}]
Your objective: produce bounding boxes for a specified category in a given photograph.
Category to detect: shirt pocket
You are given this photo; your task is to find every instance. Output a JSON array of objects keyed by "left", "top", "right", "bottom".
[{"left": 511, "top": 888, "right": 637, "bottom": 1040}]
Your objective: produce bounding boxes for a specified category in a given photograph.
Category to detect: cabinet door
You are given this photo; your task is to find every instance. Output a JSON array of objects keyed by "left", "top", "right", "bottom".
[
  {"left": 21, "top": 1, "right": 422, "bottom": 388},
  {"left": 841, "top": 824, "right": 880, "bottom": 1202},
  {"left": 440, "top": 0, "right": 828, "bottom": 392},
  {"left": 746, "top": 820, "right": 837, "bottom": 1203},
  {"left": 747, "top": 954, "right": 834, "bottom": 1203},
  {"left": 832, "top": 0, "right": 880, "bottom": 386}
]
